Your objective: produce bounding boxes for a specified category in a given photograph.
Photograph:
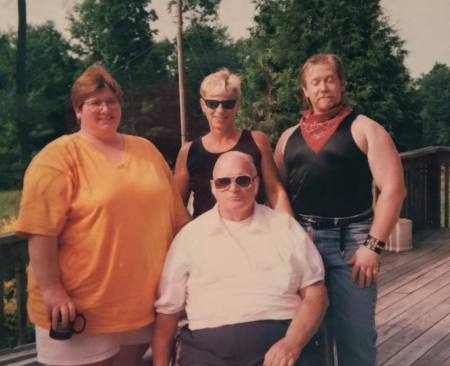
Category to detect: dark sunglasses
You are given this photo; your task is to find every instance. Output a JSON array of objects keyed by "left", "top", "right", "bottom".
[
  {"left": 202, "top": 98, "right": 238, "bottom": 110},
  {"left": 213, "top": 175, "right": 256, "bottom": 190}
]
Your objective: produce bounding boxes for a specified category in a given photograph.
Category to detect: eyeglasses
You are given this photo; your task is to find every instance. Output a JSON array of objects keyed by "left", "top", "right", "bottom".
[
  {"left": 84, "top": 98, "right": 120, "bottom": 110},
  {"left": 213, "top": 175, "right": 256, "bottom": 190},
  {"left": 202, "top": 98, "right": 237, "bottom": 110}
]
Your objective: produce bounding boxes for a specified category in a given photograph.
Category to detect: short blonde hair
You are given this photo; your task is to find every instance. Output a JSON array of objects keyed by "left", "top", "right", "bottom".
[
  {"left": 200, "top": 68, "right": 241, "bottom": 98},
  {"left": 71, "top": 64, "right": 123, "bottom": 110}
]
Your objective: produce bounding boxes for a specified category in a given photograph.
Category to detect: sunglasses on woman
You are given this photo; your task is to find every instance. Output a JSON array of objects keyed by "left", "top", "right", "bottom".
[
  {"left": 213, "top": 175, "right": 256, "bottom": 190},
  {"left": 202, "top": 98, "right": 237, "bottom": 110}
]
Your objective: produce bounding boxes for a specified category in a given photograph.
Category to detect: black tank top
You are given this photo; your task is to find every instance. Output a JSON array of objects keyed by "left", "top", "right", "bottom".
[
  {"left": 284, "top": 112, "right": 373, "bottom": 217},
  {"left": 187, "top": 130, "right": 266, "bottom": 218}
]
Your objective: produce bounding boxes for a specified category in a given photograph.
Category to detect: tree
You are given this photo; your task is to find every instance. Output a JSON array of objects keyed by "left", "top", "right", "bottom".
[
  {"left": 16, "top": 0, "right": 28, "bottom": 163},
  {"left": 0, "top": 22, "right": 78, "bottom": 189},
  {"left": 416, "top": 63, "right": 450, "bottom": 146},
  {"left": 0, "top": 34, "right": 17, "bottom": 166},
  {"left": 238, "top": 0, "right": 421, "bottom": 150},
  {"left": 25, "top": 22, "right": 79, "bottom": 151}
]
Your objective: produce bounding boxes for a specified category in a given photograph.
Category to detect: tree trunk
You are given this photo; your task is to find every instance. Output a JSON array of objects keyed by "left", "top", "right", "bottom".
[
  {"left": 16, "top": 0, "right": 29, "bottom": 163},
  {"left": 176, "top": 0, "right": 187, "bottom": 144}
]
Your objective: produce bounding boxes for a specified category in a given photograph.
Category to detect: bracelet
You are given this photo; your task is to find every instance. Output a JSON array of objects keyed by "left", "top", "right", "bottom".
[{"left": 363, "top": 235, "right": 385, "bottom": 254}]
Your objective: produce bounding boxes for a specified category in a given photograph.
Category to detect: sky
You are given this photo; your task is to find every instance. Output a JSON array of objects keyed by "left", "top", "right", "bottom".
[{"left": 1, "top": 0, "right": 450, "bottom": 79}]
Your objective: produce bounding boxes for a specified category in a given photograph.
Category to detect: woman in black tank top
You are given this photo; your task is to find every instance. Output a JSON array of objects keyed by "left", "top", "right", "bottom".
[{"left": 174, "top": 68, "right": 292, "bottom": 218}]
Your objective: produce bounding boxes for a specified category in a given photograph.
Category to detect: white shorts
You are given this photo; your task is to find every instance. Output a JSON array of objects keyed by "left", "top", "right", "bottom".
[{"left": 35, "top": 324, "right": 153, "bottom": 365}]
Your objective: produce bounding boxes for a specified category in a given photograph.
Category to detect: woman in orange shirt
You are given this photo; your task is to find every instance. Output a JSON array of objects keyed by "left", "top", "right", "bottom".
[{"left": 17, "top": 64, "right": 188, "bottom": 366}]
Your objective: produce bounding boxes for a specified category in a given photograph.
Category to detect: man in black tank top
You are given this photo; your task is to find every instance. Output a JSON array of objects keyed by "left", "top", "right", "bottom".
[{"left": 275, "top": 54, "right": 406, "bottom": 366}]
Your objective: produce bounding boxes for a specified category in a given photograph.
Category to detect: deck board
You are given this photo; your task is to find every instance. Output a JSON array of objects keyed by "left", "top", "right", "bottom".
[
  {"left": 411, "top": 333, "right": 450, "bottom": 366},
  {"left": 377, "top": 229, "right": 450, "bottom": 366}
]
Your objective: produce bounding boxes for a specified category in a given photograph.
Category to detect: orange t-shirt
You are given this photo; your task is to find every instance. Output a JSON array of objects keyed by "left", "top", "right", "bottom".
[{"left": 17, "top": 133, "right": 189, "bottom": 333}]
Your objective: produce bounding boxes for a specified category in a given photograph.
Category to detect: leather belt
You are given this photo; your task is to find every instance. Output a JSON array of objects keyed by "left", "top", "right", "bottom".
[{"left": 296, "top": 209, "right": 373, "bottom": 230}]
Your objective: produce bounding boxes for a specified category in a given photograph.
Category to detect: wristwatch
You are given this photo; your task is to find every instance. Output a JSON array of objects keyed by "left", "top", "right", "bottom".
[{"left": 363, "top": 235, "right": 385, "bottom": 254}]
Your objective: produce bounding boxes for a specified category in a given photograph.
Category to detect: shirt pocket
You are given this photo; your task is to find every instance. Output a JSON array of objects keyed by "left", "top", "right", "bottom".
[{"left": 261, "top": 264, "right": 298, "bottom": 295}]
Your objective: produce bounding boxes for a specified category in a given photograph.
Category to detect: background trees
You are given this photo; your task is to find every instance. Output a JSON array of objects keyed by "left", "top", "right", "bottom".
[
  {"left": 0, "top": 22, "right": 77, "bottom": 188},
  {"left": 237, "top": 0, "right": 422, "bottom": 150},
  {"left": 416, "top": 63, "right": 450, "bottom": 146},
  {"left": 0, "top": 0, "right": 449, "bottom": 189}
]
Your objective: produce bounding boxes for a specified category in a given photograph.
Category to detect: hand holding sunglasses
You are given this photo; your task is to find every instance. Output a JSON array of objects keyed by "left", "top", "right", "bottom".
[
  {"left": 213, "top": 175, "right": 256, "bottom": 190},
  {"left": 202, "top": 98, "right": 238, "bottom": 110}
]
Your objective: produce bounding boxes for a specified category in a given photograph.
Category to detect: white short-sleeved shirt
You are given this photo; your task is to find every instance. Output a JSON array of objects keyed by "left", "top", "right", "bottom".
[{"left": 155, "top": 204, "right": 325, "bottom": 330}]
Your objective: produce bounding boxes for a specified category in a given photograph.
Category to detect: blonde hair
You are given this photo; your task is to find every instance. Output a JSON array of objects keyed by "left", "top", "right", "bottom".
[
  {"left": 200, "top": 68, "right": 241, "bottom": 98},
  {"left": 71, "top": 64, "right": 123, "bottom": 110}
]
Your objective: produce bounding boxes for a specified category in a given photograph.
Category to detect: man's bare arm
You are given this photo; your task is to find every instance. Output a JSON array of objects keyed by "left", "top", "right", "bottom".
[
  {"left": 152, "top": 312, "right": 182, "bottom": 366},
  {"left": 264, "top": 281, "right": 328, "bottom": 366}
]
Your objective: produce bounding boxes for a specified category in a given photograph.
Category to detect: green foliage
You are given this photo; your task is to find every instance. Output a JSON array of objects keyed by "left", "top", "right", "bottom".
[
  {"left": 0, "top": 34, "right": 18, "bottom": 167},
  {"left": 70, "top": 0, "right": 162, "bottom": 80},
  {"left": 25, "top": 22, "right": 79, "bottom": 149},
  {"left": 69, "top": 0, "right": 171, "bottom": 117},
  {"left": 416, "top": 63, "right": 450, "bottom": 146},
  {"left": 238, "top": 0, "right": 421, "bottom": 149},
  {"left": 0, "top": 191, "right": 21, "bottom": 222},
  {"left": 0, "top": 23, "right": 77, "bottom": 189}
]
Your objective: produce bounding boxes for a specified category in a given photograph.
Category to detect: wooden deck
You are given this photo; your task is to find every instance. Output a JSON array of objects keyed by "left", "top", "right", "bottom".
[{"left": 376, "top": 228, "right": 450, "bottom": 366}]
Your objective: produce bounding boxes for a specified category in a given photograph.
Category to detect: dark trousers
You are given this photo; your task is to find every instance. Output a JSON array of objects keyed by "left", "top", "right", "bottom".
[{"left": 179, "top": 320, "right": 325, "bottom": 366}]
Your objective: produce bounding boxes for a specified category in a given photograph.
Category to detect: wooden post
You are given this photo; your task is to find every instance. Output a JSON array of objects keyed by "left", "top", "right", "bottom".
[
  {"left": 445, "top": 162, "right": 449, "bottom": 228},
  {"left": 426, "top": 154, "right": 441, "bottom": 228},
  {"left": 176, "top": 0, "right": 187, "bottom": 144},
  {"left": 16, "top": 0, "right": 29, "bottom": 164},
  {"left": 15, "top": 264, "right": 27, "bottom": 345},
  {"left": 0, "top": 270, "right": 5, "bottom": 343}
]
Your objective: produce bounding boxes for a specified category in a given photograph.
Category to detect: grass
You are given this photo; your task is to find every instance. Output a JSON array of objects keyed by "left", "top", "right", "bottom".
[{"left": 0, "top": 190, "right": 20, "bottom": 233}]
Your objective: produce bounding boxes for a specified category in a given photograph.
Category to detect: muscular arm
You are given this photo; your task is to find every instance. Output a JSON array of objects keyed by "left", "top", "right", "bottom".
[
  {"left": 174, "top": 141, "right": 193, "bottom": 205},
  {"left": 152, "top": 312, "right": 182, "bottom": 366},
  {"left": 252, "top": 131, "right": 293, "bottom": 216},
  {"left": 348, "top": 116, "right": 406, "bottom": 287},
  {"left": 264, "top": 281, "right": 328, "bottom": 366},
  {"left": 274, "top": 125, "right": 298, "bottom": 185},
  {"left": 365, "top": 121, "right": 406, "bottom": 240},
  {"left": 28, "top": 235, "right": 76, "bottom": 329}
]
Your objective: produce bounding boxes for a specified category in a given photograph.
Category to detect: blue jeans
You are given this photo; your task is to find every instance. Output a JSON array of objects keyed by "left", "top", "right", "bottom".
[{"left": 301, "top": 218, "right": 377, "bottom": 366}]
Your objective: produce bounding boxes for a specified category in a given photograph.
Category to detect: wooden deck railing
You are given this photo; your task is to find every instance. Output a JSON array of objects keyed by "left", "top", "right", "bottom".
[
  {"left": 400, "top": 146, "right": 450, "bottom": 230},
  {"left": 0, "top": 233, "right": 29, "bottom": 348},
  {"left": 0, "top": 145, "right": 449, "bottom": 348}
]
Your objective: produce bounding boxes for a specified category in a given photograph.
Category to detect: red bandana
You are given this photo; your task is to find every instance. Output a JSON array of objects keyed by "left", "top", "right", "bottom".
[{"left": 300, "top": 105, "right": 353, "bottom": 153}]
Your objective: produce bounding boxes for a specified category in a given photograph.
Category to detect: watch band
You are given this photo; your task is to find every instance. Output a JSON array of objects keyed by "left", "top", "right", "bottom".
[{"left": 363, "top": 235, "right": 386, "bottom": 254}]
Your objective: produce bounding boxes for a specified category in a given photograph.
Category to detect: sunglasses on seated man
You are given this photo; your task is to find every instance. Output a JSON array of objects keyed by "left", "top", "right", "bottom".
[
  {"left": 213, "top": 175, "right": 256, "bottom": 190},
  {"left": 202, "top": 98, "right": 238, "bottom": 110}
]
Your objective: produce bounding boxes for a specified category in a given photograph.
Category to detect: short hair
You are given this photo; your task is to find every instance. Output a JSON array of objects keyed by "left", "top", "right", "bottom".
[
  {"left": 200, "top": 68, "right": 241, "bottom": 99},
  {"left": 71, "top": 64, "right": 123, "bottom": 110},
  {"left": 212, "top": 151, "right": 257, "bottom": 178},
  {"left": 299, "top": 53, "right": 347, "bottom": 108}
]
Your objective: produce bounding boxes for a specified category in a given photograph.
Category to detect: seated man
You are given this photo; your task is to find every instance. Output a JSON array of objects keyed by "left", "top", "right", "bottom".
[{"left": 152, "top": 151, "right": 328, "bottom": 366}]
